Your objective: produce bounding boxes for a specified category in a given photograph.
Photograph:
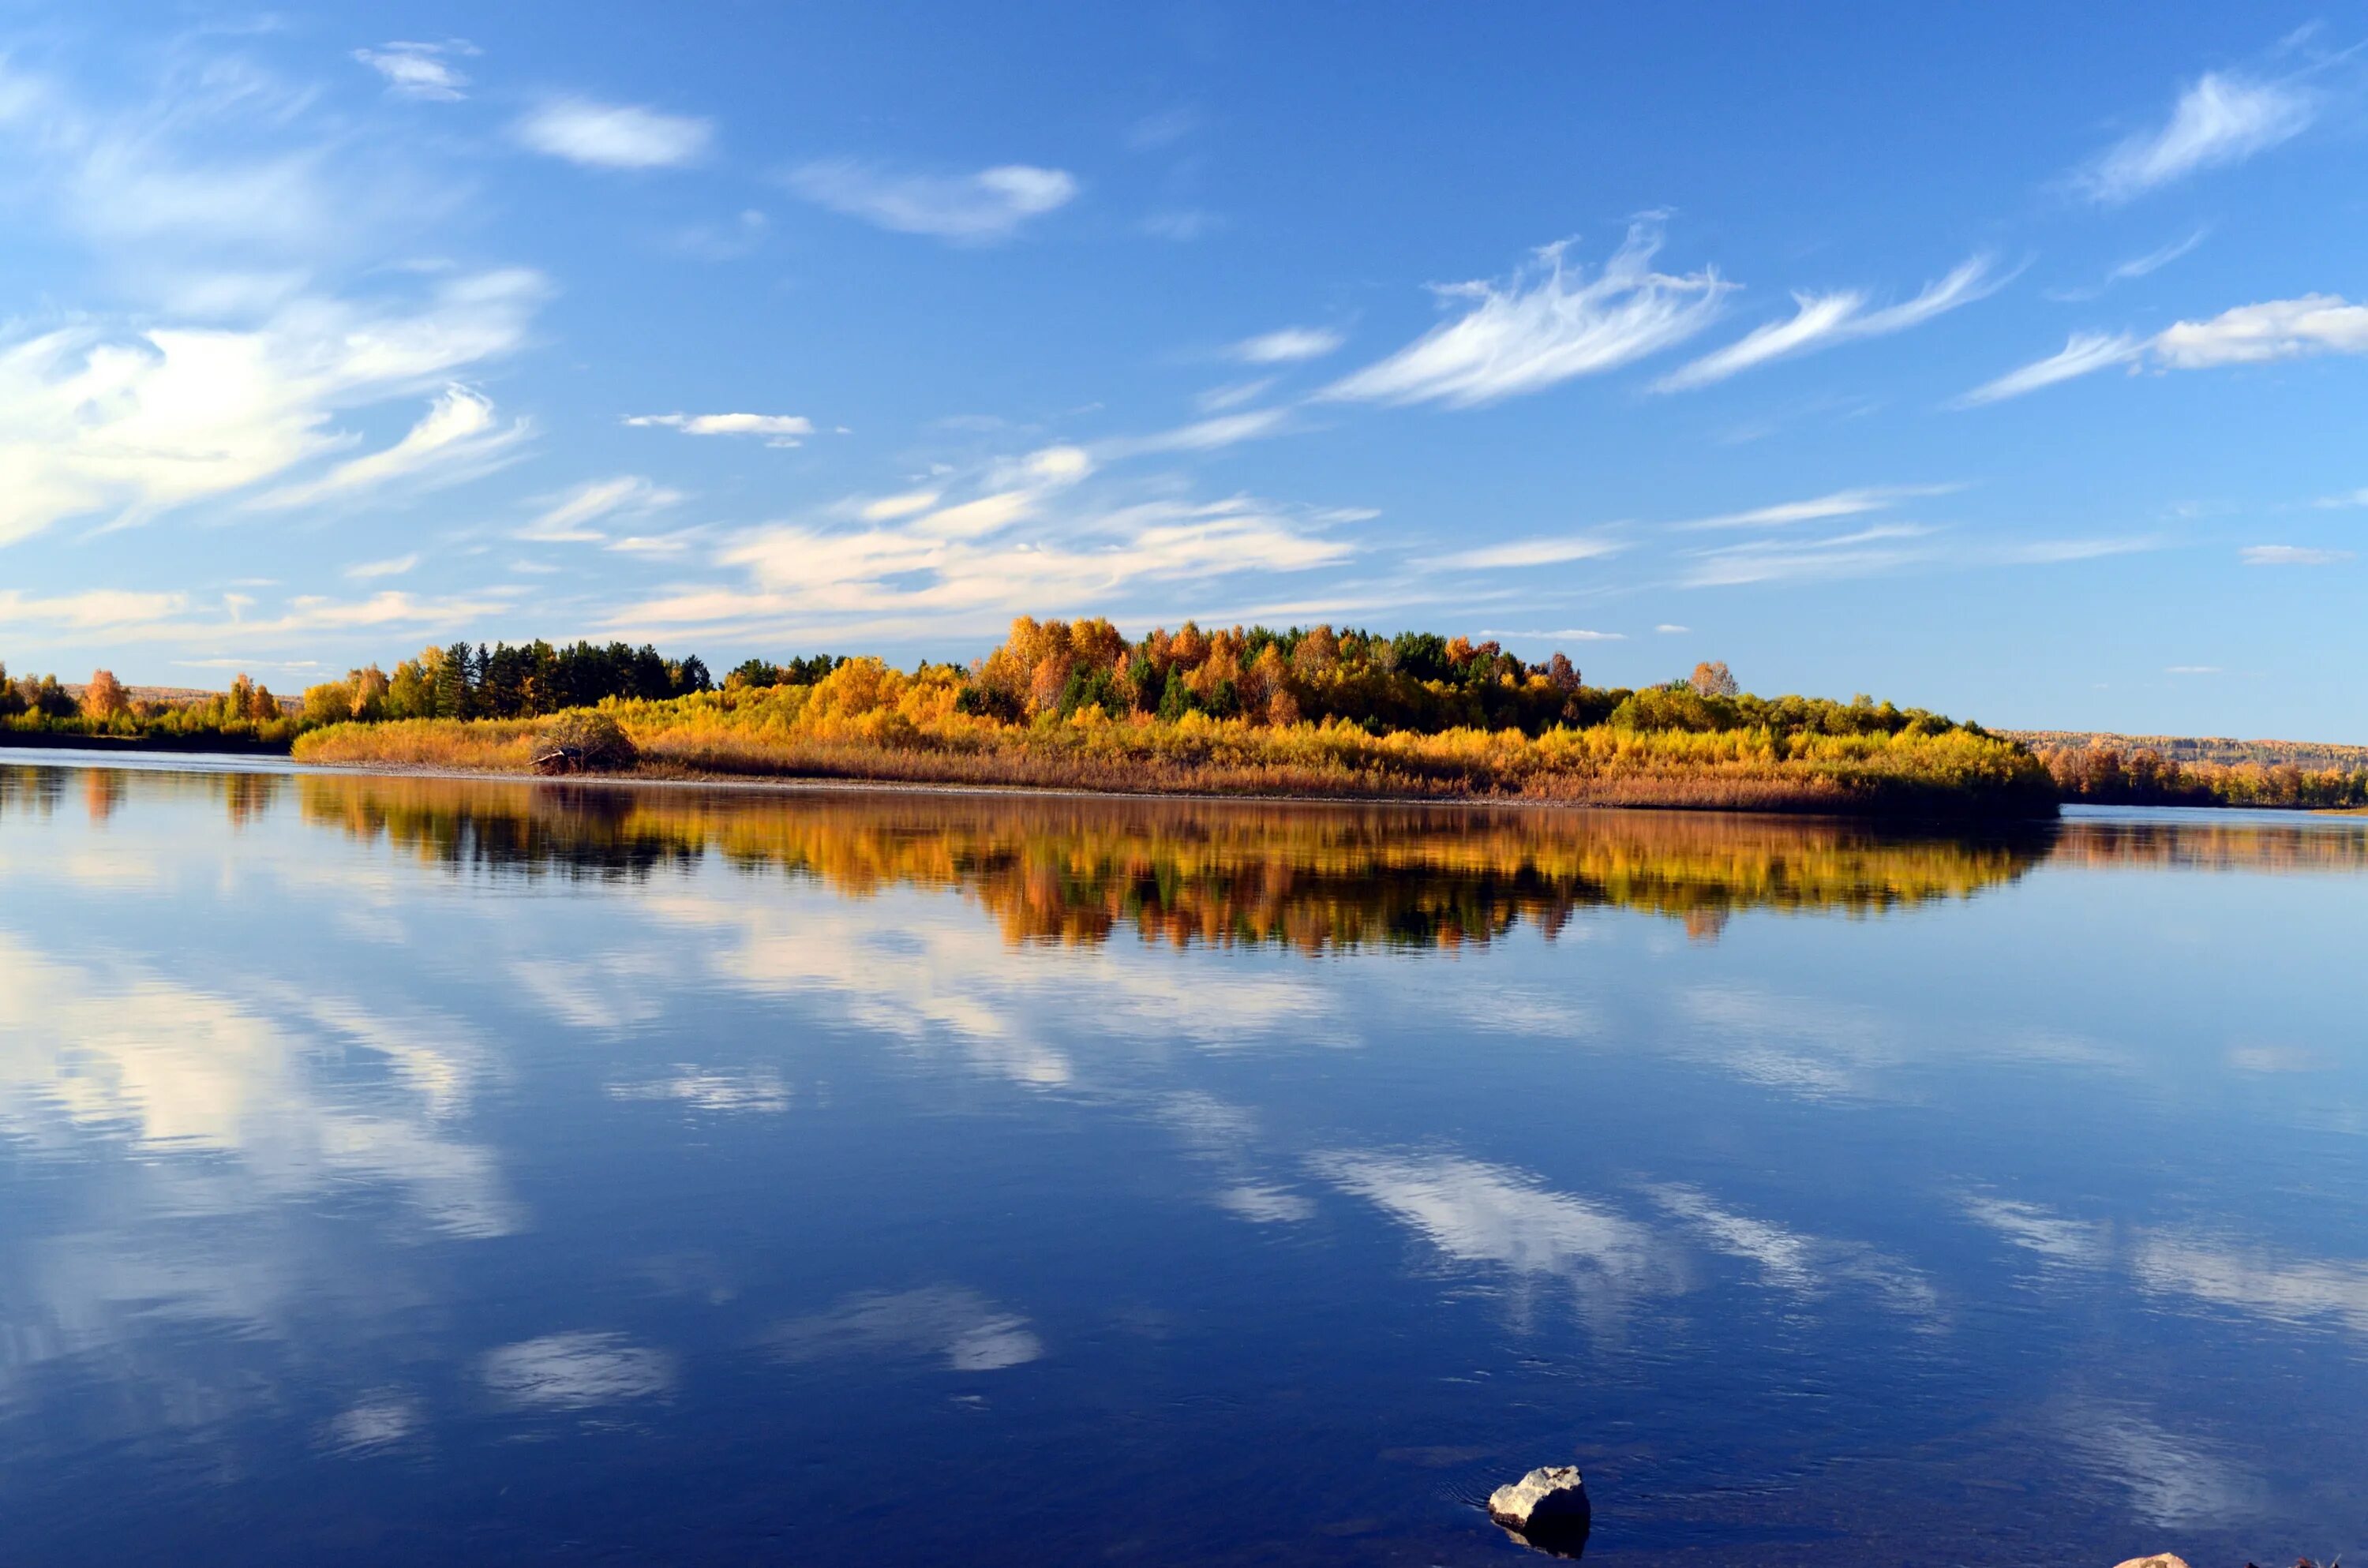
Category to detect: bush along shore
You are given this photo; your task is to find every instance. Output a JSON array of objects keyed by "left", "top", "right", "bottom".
[{"left": 264, "top": 619, "right": 2059, "bottom": 818}]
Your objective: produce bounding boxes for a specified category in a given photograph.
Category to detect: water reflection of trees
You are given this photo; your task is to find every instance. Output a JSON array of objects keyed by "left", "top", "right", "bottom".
[
  {"left": 294, "top": 776, "right": 2054, "bottom": 949},
  {"left": 2048, "top": 815, "right": 2368, "bottom": 875},
  {"left": 18, "top": 765, "right": 2364, "bottom": 949},
  {"left": 0, "top": 762, "right": 285, "bottom": 826}
]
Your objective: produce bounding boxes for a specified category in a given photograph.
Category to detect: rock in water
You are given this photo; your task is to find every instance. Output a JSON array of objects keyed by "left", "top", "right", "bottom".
[
  {"left": 1487, "top": 1465, "right": 1591, "bottom": 1536},
  {"left": 2110, "top": 1557, "right": 2191, "bottom": 1568}
]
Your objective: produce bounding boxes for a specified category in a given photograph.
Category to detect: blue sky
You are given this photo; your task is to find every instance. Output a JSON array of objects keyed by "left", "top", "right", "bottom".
[{"left": 2, "top": 3, "right": 2365, "bottom": 736}]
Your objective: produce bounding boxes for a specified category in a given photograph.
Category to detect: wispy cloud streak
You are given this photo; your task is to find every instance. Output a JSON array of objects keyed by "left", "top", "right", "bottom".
[
  {"left": 1321, "top": 221, "right": 1727, "bottom": 407},
  {"left": 2081, "top": 72, "right": 2314, "bottom": 203},
  {"left": 1656, "top": 255, "right": 2000, "bottom": 391}
]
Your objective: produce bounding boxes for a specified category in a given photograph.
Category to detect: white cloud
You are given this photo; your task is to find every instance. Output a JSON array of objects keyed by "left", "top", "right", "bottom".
[
  {"left": 615, "top": 474, "right": 1348, "bottom": 642},
  {"left": 1021, "top": 444, "right": 1094, "bottom": 485},
  {"left": 1654, "top": 254, "right": 1999, "bottom": 391},
  {"left": 2241, "top": 544, "right": 2353, "bottom": 566},
  {"left": 0, "top": 589, "right": 190, "bottom": 631},
  {"left": 353, "top": 41, "right": 474, "bottom": 101},
  {"left": 255, "top": 384, "right": 527, "bottom": 509},
  {"left": 1425, "top": 537, "right": 1623, "bottom": 570},
  {"left": 1321, "top": 220, "right": 1728, "bottom": 408},
  {"left": 2165, "top": 664, "right": 2221, "bottom": 675},
  {"left": 1953, "top": 331, "right": 2145, "bottom": 406},
  {"left": 345, "top": 554, "right": 418, "bottom": 581},
  {"left": 1196, "top": 377, "right": 1275, "bottom": 413},
  {"left": 2082, "top": 72, "right": 2314, "bottom": 203},
  {"left": 513, "top": 98, "right": 713, "bottom": 170},
  {"left": 625, "top": 411, "right": 814, "bottom": 447},
  {"left": 516, "top": 476, "right": 681, "bottom": 544},
  {"left": 2046, "top": 230, "right": 2209, "bottom": 301},
  {"left": 1231, "top": 327, "right": 1343, "bottom": 364},
  {"left": 1671, "top": 484, "right": 1956, "bottom": 531},
  {"left": 0, "top": 584, "right": 509, "bottom": 649},
  {"left": 1964, "top": 292, "right": 2368, "bottom": 404},
  {"left": 1094, "top": 407, "right": 1292, "bottom": 457},
  {"left": 785, "top": 160, "right": 1077, "bottom": 243},
  {"left": 2153, "top": 294, "right": 2368, "bottom": 368},
  {"left": 0, "top": 271, "right": 544, "bottom": 544},
  {"left": 1680, "top": 524, "right": 1941, "bottom": 587},
  {"left": 1480, "top": 627, "right": 1625, "bottom": 642},
  {"left": 1992, "top": 537, "right": 2158, "bottom": 565},
  {"left": 859, "top": 488, "right": 942, "bottom": 522},
  {"left": 1654, "top": 623, "right": 1689, "bottom": 634}
]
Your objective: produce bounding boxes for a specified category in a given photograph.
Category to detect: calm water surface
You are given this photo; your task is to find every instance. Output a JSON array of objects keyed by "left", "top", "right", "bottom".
[{"left": 2, "top": 757, "right": 2363, "bottom": 1565}]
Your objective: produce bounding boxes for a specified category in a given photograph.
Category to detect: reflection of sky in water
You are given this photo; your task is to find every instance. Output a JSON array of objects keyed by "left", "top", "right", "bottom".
[{"left": 0, "top": 760, "right": 2364, "bottom": 1565}]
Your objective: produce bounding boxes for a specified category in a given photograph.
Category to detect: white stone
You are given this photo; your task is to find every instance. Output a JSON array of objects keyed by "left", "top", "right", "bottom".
[{"left": 1486, "top": 1465, "right": 1591, "bottom": 1532}]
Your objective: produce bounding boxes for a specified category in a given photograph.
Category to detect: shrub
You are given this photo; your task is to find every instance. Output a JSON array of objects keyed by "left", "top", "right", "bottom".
[{"left": 534, "top": 711, "right": 640, "bottom": 774}]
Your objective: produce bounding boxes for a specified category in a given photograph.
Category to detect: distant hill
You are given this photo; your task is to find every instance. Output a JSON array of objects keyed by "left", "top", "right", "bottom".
[
  {"left": 60, "top": 682, "right": 304, "bottom": 716},
  {"left": 2007, "top": 730, "right": 2368, "bottom": 773}
]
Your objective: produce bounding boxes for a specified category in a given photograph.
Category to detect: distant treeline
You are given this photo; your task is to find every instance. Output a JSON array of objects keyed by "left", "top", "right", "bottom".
[
  {"left": 301, "top": 641, "right": 717, "bottom": 725},
  {"left": 2012, "top": 729, "right": 2368, "bottom": 773},
  {"left": 945, "top": 619, "right": 1984, "bottom": 743},
  {"left": 2036, "top": 743, "right": 2368, "bottom": 810},
  {"left": 2, "top": 663, "right": 296, "bottom": 745}
]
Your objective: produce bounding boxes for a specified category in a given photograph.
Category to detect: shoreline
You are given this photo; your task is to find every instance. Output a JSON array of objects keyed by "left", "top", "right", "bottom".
[{"left": 14, "top": 739, "right": 2063, "bottom": 824}]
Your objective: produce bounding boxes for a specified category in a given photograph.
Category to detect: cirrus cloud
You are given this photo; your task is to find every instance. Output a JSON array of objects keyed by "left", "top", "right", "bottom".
[
  {"left": 2241, "top": 544, "right": 2353, "bottom": 567},
  {"left": 513, "top": 98, "right": 714, "bottom": 170},
  {"left": 1960, "top": 294, "right": 2368, "bottom": 405},
  {"left": 2080, "top": 71, "right": 2315, "bottom": 204},
  {"left": 626, "top": 411, "right": 815, "bottom": 447},
  {"left": 1321, "top": 219, "right": 1728, "bottom": 408},
  {"left": 784, "top": 160, "right": 1077, "bottom": 244},
  {"left": 1654, "top": 254, "right": 2002, "bottom": 391}
]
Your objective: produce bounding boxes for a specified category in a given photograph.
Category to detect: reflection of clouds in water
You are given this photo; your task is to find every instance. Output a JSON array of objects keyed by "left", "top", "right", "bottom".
[
  {"left": 609, "top": 1069, "right": 789, "bottom": 1113},
  {"left": 2131, "top": 1233, "right": 2368, "bottom": 1337},
  {"left": 1965, "top": 1196, "right": 2368, "bottom": 1337},
  {"left": 511, "top": 952, "right": 679, "bottom": 1034},
  {"left": 1215, "top": 1183, "right": 1317, "bottom": 1223},
  {"left": 636, "top": 890, "right": 1336, "bottom": 1091},
  {"left": 2059, "top": 1404, "right": 2258, "bottom": 1528},
  {"left": 1461, "top": 988, "right": 1601, "bottom": 1040},
  {"left": 481, "top": 1332, "right": 676, "bottom": 1410},
  {"left": 1678, "top": 987, "right": 2132, "bottom": 1102},
  {"left": 1677, "top": 986, "right": 1895, "bottom": 1100},
  {"left": 0, "top": 938, "right": 514, "bottom": 1237},
  {"left": 322, "top": 1392, "right": 424, "bottom": 1456},
  {"left": 767, "top": 1286, "right": 1044, "bottom": 1372},
  {"left": 2226, "top": 1043, "right": 2328, "bottom": 1074},
  {"left": 1647, "top": 1183, "right": 1939, "bottom": 1323},
  {"left": 1155, "top": 1092, "right": 1317, "bottom": 1223},
  {"left": 1310, "top": 1151, "right": 1676, "bottom": 1324},
  {"left": 1961, "top": 1195, "right": 2114, "bottom": 1270}
]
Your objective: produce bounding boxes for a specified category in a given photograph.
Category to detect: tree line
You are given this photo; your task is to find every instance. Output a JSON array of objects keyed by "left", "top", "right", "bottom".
[
  {"left": 950, "top": 617, "right": 1980, "bottom": 744},
  {"left": 6, "top": 620, "right": 1988, "bottom": 754},
  {"left": 302, "top": 641, "right": 715, "bottom": 724},
  {"left": 2039, "top": 743, "right": 2368, "bottom": 810}
]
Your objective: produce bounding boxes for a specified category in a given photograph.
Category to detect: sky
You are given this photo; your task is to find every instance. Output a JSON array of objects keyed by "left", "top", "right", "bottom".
[{"left": 2, "top": 2, "right": 2366, "bottom": 737}]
